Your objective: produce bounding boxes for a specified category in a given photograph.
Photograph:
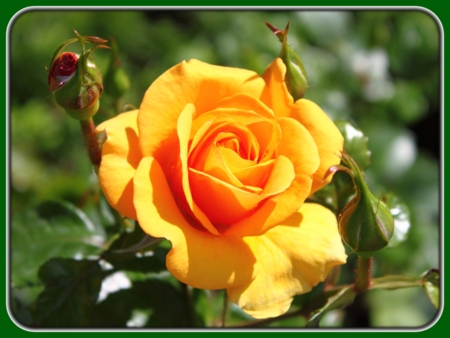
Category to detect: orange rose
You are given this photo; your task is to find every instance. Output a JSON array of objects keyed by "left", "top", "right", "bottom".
[{"left": 97, "top": 58, "right": 347, "bottom": 319}]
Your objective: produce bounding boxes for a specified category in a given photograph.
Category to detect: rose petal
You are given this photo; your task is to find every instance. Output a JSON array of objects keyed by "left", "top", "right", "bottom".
[
  {"left": 261, "top": 58, "right": 344, "bottom": 194},
  {"left": 133, "top": 156, "right": 256, "bottom": 289},
  {"left": 260, "top": 155, "right": 295, "bottom": 196},
  {"left": 189, "top": 116, "right": 259, "bottom": 189},
  {"left": 261, "top": 58, "right": 293, "bottom": 118},
  {"left": 227, "top": 203, "right": 347, "bottom": 319},
  {"left": 188, "top": 108, "right": 281, "bottom": 192},
  {"left": 290, "top": 99, "right": 344, "bottom": 194},
  {"left": 213, "top": 95, "right": 282, "bottom": 163},
  {"left": 176, "top": 103, "right": 220, "bottom": 235},
  {"left": 192, "top": 105, "right": 281, "bottom": 163},
  {"left": 189, "top": 168, "right": 268, "bottom": 228},
  {"left": 216, "top": 92, "right": 275, "bottom": 118},
  {"left": 225, "top": 117, "right": 320, "bottom": 236},
  {"left": 214, "top": 144, "right": 255, "bottom": 170},
  {"left": 96, "top": 110, "right": 141, "bottom": 220},
  {"left": 227, "top": 158, "right": 275, "bottom": 190},
  {"left": 196, "top": 141, "right": 262, "bottom": 194},
  {"left": 189, "top": 109, "right": 270, "bottom": 165},
  {"left": 138, "top": 59, "right": 267, "bottom": 174}
]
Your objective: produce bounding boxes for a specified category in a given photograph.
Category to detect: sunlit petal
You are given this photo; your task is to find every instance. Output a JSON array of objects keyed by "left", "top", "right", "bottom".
[
  {"left": 227, "top": 203, "right": 347, "bottom": 319},
  {"left": 225, "top": 117, "right": 320, "bottom": 236},
  {"left": 133, "top": 156, "right": 256, "bottom": 289},
  {"left": 290, "top": 99, "right": 344, "bottom": 193},
  {"left": 96, "top": 110, "right": 141, "bottom": 220}
]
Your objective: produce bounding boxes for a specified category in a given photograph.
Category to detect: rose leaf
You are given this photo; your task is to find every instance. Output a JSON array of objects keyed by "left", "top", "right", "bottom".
[
  {"left": 11, "top": 200, "right": 106, "bottom": 287},
  {"left": 32, "top": 258, "right": 103, "bottom": 327}
]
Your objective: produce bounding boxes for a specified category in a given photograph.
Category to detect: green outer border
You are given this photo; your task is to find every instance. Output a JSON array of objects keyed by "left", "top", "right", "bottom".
[{"left": 3, "top": 2, "right": 446, "bottom": 336}]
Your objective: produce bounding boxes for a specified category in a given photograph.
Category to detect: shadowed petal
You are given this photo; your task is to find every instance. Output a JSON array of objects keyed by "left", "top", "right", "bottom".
[
  {"left": 133, "top": 156, "right": 256, "bottom": 289},
  {"left": 175, "top": 103, "right": 220, "bottom": 235},
  {"left": 189, "top": 168, "right": 267, "bottom": 226},
  {"left": 96, "top": 110, "right": 141, "bottom": 220},
  {"left": 290, "top": 99, "right": 344, "bottom": 194}
]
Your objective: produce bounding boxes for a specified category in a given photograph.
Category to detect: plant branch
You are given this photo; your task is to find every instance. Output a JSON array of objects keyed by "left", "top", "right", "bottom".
[
  {"left": 229, "top": 271, "right": 430, "bottom": 328},
  {"left": 181, "top": 282, "right": 196, "bottom": 327},
  {"left": 221, "top": 290, "right": 229, "bottom": 327},
  {"left": 354, "top": 256, "right": 373, "bottom": 293},
  {"left": 79, "top": 118, "right": 101, "bottom": 170}
]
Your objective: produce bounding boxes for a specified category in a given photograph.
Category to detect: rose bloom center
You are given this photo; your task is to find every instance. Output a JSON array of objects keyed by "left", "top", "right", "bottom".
[{"left": 170, "top": 104, "right": 293, "bottom": 234}]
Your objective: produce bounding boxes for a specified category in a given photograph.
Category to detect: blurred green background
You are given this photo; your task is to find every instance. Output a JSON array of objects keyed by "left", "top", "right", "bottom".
[{"left": 9, "top": 10, "right": 440, "bottom": 328}]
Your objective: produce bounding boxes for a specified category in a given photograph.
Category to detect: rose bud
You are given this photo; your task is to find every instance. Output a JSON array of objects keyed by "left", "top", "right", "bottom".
[
  {"left": 266, "top": 22, "right": 308, "bottom": 101},
  {"left": 326, "top": 152, "right": 394, "bottom": 257},
  {"left": 47, "top": 31, "right": 108, "bottom": 120},
  {"left": 48, "top": 52, "right": 78, "bottom": 92}
]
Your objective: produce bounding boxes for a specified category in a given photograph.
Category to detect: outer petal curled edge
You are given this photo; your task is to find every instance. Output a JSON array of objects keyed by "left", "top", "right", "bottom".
[
  {"left": 133, "top": 156, "right": 257, "bottom": 290},
  {"left": 226, "top": 203, "right": 347, "bottom": 319},
  {"left": 96, "top": 110, "right": 141, "bottom": 220}
]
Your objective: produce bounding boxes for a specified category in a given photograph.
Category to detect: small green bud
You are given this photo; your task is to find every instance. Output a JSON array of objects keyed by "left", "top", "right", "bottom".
[
  {"left": 47, "top": 30, "right": 109, "bottom": 120},
  {"left": 326, "top": 152, "right": 394, "bottom": 257},
  {"left": 266, "top": 22, "right": 308, "bottom": 101},
  {"left": 103, "top": 37, "right": 130, "bottom": 99}
]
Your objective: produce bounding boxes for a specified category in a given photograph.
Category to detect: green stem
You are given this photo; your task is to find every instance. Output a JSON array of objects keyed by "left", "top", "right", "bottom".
[
  {"left": 181, "top": 283, "right": 195, "bottom": 327},
  {"left": 79, "top": 118, "right": 101, "bottom": 169},
  {"left": 111, "top": 208, "right": 133, "bottom": 232},
  {"left": 221, "top": 290, "right": 229, "bottom": 328},
  {"left": 354, "top": 256, "right": 373, "bottom": 293}
]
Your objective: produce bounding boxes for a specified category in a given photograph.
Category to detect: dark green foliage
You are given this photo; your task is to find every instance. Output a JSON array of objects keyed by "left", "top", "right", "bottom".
[
  {"left": 422, "top": 269, "right": 439, "bottom": 309},
  {"left": 92, "top": 279, "right": 192, "bottom": 327},
  {"left": 11, "top": 200, "right": 106, "bottom": 287},
  {"left": 32, "top": 258, "right": 103, "bottom": 327},
  {"left": 307, "top": 287, "right": 356, "bottom": 327}
]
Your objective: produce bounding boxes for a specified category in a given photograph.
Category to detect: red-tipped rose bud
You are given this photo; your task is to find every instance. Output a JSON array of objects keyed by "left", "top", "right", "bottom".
[
  {"left": 266, "top": 22, "right": 308, "bottom": 101},
  {"left": 47, "top": 30, "right": 108, "bottom": 120},
  {"left": 48, "top": 52, "right": 79, "bottom": 92}
]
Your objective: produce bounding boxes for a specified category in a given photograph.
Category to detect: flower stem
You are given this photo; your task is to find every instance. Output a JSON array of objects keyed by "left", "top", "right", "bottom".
[
  {"left": 221, "top": 290, "right": 229, "bottom": 327},
  {"left": 354, "top": 256, "right": 373, "bottom": 293},
  {"left": 79, "top": 118, "right": 101, "bottom": 169},
  {"left": 181, "top": 282, "right": 195, "bottom": 327}
]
